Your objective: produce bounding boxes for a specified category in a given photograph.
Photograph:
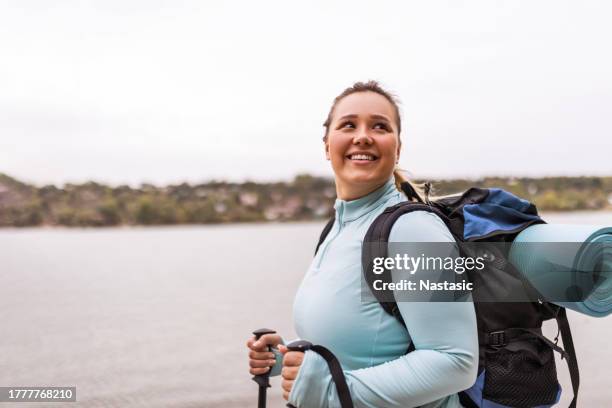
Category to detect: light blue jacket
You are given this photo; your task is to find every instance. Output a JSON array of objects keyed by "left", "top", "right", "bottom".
[{"left": 281, "top": 178, "right": 478, "bottom": 408}]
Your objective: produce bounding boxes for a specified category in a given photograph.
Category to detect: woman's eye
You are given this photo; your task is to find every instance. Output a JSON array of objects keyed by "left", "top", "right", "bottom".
[
  {"left": 373, "top": 123, "right": 390, "bottom": 131},
  {"left": 340, "top": 121, "right": 355, "bottom": 129}
]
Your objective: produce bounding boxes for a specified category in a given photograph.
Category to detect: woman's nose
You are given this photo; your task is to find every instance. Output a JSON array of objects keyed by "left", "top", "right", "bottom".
[{"left": 353, "top": 129, "right": 373, "bottom": 145}]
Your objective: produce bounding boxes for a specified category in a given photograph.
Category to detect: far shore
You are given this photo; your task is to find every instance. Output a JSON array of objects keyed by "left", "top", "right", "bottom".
[
  {"left": 2, "top": 210, "right": 612, "bottom": 230},
  {"left": 1, "top": 173, "right": 611, "bottom": 228}
]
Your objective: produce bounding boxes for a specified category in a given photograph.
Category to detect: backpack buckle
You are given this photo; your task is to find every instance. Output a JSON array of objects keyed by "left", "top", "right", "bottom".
[{"left": 489, "top": 331, "right": 506, "bottom": 348}]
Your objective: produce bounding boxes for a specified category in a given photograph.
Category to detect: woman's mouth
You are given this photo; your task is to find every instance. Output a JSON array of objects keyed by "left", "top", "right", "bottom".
[{"left": 346, "top": 153, "right": 378, "bottom": 162}]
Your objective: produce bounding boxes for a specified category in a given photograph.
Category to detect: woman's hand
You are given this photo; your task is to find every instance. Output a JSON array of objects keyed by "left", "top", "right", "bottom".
[
  {"left": 246, "top": 333, "right": 283, "bottom": 376},
  {"left": 278, "top": 344, "right": 305, "bottom": 401}
]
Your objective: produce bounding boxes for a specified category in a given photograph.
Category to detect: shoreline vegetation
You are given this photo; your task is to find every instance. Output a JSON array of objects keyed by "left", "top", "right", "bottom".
[{"left": 1, "top": 173, "right": 610, "bottom": 228}]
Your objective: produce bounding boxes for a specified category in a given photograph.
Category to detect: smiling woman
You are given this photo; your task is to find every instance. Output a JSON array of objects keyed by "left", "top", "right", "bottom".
[{"left": 246, "top": 81, "right": 478, "bottom": 408}]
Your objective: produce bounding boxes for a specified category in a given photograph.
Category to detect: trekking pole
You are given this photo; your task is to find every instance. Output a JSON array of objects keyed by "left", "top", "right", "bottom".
[{"left": 252, "top": 328, "right": 276, "bottom": 408}]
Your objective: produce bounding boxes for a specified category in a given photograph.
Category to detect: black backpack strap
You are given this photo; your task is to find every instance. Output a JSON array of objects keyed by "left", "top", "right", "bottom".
[
  {"left": 362, "top": 202, "right": 455, "bottom": 327},
  {"left": 479, "top": 327, "right": 567, "bottom": 357},
  {"left": 285, "top": 342, "right": 354, "bottom": 408},
  {"left": 458, "top": 391, "right": 479, "bottom": 408},
  {"left": 315, "top": 217, "right": 335, "bottom": 255},
  {"left": 361, "top": 202, "right": 469, "bottom": 408},
  {"left": 556, "top": 307, "right": 580, "bottom": 408},
  {"left": 310, "top": 345, "right": 354, "bottom": 408}
]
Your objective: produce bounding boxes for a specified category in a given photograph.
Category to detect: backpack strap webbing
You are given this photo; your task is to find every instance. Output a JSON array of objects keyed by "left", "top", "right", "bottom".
[
  {"left": 556, "top": 307, "right": 580, "bottom": 408},
  {"left": 479, "top": 327, "right": 567, "bottom": 357},
  {"left": 285, "top": 344, "right": 354, "bottom": 408},
  {"left": 362, "top": 202, "right": 455, "bottom": 325},
  {"left": 310, "top": 345, "right": 355, "bottom": 408},
  {"left": 315, "top": 218, "right": 335, "bottom": 255},
  {"left": 458, "top": 391, "right": 479, "bottom": 408}
]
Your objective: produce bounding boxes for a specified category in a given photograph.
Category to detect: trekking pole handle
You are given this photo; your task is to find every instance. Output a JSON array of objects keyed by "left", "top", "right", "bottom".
[
  {"left": 252, "top": 328, "right": 277, "bottom": 388},
  {"left": 287, "top": 340, "right": 313, "bottom": 352},
  {"left": 253, "top": 328, "right": 277, "bottom": 342},
  {"left": 285, "top": 340, "right": 313, "bottom": 408}
]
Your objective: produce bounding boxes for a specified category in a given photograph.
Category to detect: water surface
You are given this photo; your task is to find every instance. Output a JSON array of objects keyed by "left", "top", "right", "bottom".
[{"left": 1, "top": 213, "right": 611, "bottom": 407}]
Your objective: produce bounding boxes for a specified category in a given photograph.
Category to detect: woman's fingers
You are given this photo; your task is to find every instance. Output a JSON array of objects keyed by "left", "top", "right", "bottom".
[
  {"left": 280, "top": 358, "right": 300, "bottom": 401},
  {"left": 250, "top": 358, "right": 277, "bottom": 368},
  {"left": 281, "top": 378, "right": 293, "bottom": 393},
  {"left": 282, "top": 351, "right": 304, "bottom": 367},
  {"left": 281, "top": 365, "right": 298, "bottom": 380},
  {"left": 246, "top": 332, "right": 281, "bottom": 377},
  {"left": 247, "top": 333, "right": 283, "bottom": 351},
  {"left": 248, "top": 350, "right": 275, "bottom": 360},
  {"left": 250, "top": 367, "right": 270, "bottom": 376}
]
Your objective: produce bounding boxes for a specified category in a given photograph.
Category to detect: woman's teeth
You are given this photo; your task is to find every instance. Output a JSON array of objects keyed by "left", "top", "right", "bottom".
[{"left": 349, "top": 154, "right": 376, "bottom": 161}]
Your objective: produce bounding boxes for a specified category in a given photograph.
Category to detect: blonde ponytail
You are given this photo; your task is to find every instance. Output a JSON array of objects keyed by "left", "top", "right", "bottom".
[{"left": 393, "top": 167, "right": 431, "bottom": 204}]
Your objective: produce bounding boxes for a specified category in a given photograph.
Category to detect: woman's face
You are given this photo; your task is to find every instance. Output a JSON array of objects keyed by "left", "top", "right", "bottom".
[{"left": 325, "top": 91, "right": 400, "bottom": 200}]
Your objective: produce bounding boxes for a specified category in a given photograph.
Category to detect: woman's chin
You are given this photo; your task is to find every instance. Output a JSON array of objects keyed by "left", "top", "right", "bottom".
[{"left": 341, "top": 173, "right": 387, "bottom": 187}]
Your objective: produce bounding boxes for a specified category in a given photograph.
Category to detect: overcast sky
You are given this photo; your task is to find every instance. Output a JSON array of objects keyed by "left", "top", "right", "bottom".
[{"left": 1, "top": 0, "right": 611, "bottom": 186}]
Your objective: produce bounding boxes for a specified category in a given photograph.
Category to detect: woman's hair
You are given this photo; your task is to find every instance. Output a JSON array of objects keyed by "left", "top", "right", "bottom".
[{"left": 322, "top": 80, "right": 427, "bottom": 202}]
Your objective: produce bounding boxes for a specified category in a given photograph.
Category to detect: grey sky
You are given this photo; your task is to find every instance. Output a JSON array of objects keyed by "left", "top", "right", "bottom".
[{"left": 1, "top": 0, "right": 611, "bottom": 186}]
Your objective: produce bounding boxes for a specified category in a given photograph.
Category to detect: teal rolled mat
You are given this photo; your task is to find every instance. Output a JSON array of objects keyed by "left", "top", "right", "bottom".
[{"left": 509, "top": 224, "right": 612, "bottom": 317}]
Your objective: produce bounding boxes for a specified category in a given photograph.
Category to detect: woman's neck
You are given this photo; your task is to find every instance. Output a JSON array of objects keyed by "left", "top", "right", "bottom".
[{"left": 335, "top": 180, "right": 389, "bottom": 201}]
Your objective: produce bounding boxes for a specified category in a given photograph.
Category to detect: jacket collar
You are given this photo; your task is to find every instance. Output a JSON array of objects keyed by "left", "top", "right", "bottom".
[{"left": 334, "top": 178, "right": 397, "bottom": 223}]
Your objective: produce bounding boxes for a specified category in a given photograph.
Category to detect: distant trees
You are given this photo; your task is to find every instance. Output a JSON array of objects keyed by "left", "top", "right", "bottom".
[
  {"left": 97, "top": 199, "right": 121, "bottom": 225},
  {"left": 0, "top": 172, "right": 610, "bottom": 227},
  {"left": 6, "top": 202, "right": 43, "bottom": 226}
]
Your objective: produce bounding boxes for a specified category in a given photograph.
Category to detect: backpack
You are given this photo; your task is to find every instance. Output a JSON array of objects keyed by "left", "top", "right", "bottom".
[{"left": 315, "top": 184, "right": 579, "bottom": 408}]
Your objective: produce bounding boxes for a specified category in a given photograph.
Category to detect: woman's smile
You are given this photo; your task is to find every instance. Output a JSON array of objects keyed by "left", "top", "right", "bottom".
[{"left": 345, "top": 151, "right": 379, "bottom": 164}]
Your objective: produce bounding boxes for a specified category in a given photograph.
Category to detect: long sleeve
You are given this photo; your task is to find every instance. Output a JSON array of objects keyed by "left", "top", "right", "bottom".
[{"left": 288, "top": 211, "right": 478, "bottom": 408}]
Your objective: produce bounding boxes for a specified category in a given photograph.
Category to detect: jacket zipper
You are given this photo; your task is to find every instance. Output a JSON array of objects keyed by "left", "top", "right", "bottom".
[{"left": 316, "top": 219, "right": 344, "bottom": 268}]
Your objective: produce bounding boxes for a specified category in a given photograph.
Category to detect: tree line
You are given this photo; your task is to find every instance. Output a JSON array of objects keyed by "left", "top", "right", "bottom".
[{"left": 0, "top": 173, "right": 610, "bottom": 227}]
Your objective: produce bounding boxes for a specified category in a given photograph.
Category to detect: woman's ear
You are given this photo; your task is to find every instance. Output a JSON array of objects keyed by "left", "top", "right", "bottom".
[
  {"left": 396, "top": 141, "right": 401, "bottom": 163},
  {"left": 325, "top": 140, "right": 330, "bottom": 160}
]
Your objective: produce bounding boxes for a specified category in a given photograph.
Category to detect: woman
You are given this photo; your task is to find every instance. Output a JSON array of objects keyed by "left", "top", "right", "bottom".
[{"left": 246, "top": 81, "right": 478, "bottom": 407}]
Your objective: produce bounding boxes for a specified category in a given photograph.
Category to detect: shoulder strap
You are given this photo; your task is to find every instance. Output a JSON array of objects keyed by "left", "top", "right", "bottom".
[
  {"left": 556, "top": 307, "right": 580, "bottom": 408},
  {"left": 362, "top": 202, "right": 454, "bottom": 327},
  {"left": 315, "top": 218, "right": 335, "bottom": 255}
]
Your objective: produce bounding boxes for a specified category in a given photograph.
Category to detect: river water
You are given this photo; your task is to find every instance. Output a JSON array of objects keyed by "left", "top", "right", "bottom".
[{"left": 1, "top": 212, "right": 611, "bottom": 407}]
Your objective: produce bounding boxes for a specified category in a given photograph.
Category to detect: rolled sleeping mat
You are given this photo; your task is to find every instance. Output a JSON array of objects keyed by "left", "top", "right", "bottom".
[{"left": 508, "top": 224, "right": 612, "bottom": 317}]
